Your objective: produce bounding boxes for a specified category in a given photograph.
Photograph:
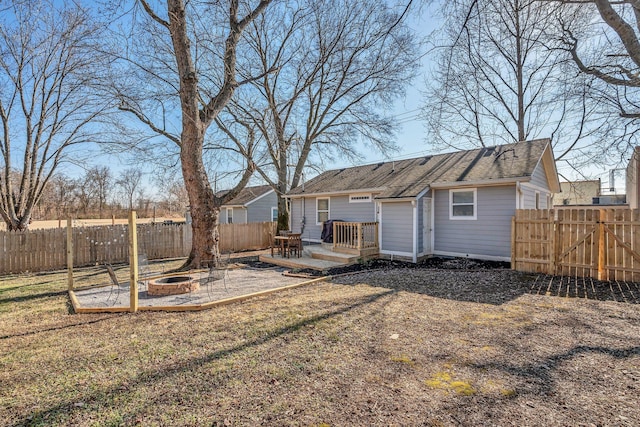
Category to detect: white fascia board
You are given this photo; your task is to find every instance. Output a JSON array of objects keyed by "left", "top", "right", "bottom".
[
  {"left": 429, "top": 177, "right": 526, "bottom": 189},
  {"left": 287, "top": 188, "right": 386, "bottom": 199}
]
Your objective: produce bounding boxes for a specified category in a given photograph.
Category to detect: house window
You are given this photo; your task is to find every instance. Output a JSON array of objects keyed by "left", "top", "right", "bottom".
[
  {"left": 349, "top": 194, "right": 371, "bottom": 203},
  {"left": 535, "top": 191, "right": 540, "bottom": 209},
  {"left": 227, "top": 208, "right": 233, "bottom": 224},
  {"left": 271, "top": 207, "right": 278, "bottom": 222},
  {"left": 316, "top": 198, "right": 329, "bottom": 225},
  {"left": 449, "top": 188, "right": 477, "bottom": 220}
]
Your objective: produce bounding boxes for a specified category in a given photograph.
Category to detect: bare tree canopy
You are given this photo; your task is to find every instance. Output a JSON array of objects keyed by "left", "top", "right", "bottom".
[
  {"left": 423, "top": 0, "right": 598, "bottom": 170},
  {"left": 556, "top": 0, "right": 640, "bottom": 162},
  {"left": 110, "top": 0, "right": 274, "bottom": 268},
  {"left": 0, "top": 0, "right": 108, "bottom": 230},
  {"left": 215, "top": 0, "right": 419, "bottom": 231}
]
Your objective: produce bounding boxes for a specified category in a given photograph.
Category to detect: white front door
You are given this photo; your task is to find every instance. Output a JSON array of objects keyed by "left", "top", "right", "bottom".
[{"left": 422, "top": 198, "right": 432, "bottom": 254}]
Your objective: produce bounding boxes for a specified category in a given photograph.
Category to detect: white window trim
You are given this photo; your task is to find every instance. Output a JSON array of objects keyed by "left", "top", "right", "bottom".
[
  {"left": 316, "top": 197, "right": 330, "bottom": 225},
  {"left": 271, "top": 207, "right": 278, "bottom": 222},
  {"left": 449, "top": 188, "right": 477, "bottom": 220},
  {"left": 349, "top": 193, "right": 372, "bottom": 203},
  {"left": 535, "top": 191, "right": 541, "bottom": 209},
  {"left": 226, "top": 207, "right": 233, "bottom": 224}
]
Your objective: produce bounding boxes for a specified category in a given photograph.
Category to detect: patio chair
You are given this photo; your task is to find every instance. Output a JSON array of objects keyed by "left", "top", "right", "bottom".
[
  {"left": 104, "top": 263, "right": 126, "bottom": 306},
  {"left": 202, "top": 252, "right": 231, "bottom": 299},
  {"left": 137, "top": 253, "right": 152, "bottom": 293},
  {"left": 287, "top": 234, "right": 303, "bottom": 258}
]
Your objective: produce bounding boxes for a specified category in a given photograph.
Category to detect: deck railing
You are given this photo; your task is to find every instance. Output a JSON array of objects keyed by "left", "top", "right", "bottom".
[{"left": 332, "top": 221, "right": 379, "bottom": 251}]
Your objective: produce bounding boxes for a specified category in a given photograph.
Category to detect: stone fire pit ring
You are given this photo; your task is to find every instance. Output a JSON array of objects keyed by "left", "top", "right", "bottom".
[{"left": 147, "top": 275, "right": 199, "bottom": 296}]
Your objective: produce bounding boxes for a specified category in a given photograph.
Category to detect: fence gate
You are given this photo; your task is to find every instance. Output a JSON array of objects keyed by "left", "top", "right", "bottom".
[{"left": 512, "top": 208, "right": 640, "bottom": 281}]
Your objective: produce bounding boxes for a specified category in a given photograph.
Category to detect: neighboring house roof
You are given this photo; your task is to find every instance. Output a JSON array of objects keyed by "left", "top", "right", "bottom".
[
  {"left": 218, "top": 185, "right": 274, "bottom": 207},
  {"left": 288, "top": 139, "right": 559, "bottom": 199}
]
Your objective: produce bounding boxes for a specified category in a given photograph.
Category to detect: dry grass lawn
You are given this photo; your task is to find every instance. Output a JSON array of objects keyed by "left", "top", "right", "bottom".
[{"left": 0, "top": 261, "right": 639, "bottom": 426}]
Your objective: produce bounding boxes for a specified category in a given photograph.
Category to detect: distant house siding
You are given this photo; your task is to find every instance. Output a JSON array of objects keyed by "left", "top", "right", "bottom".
[
  {"left": 434, "top": 186, "right": 515, "bottom": 259},
  {"left": 380, "top": 201, "right": 414, "bottom": 254},
  {"left": 247, "top": 191, "right": 277, "bottom": 223}
]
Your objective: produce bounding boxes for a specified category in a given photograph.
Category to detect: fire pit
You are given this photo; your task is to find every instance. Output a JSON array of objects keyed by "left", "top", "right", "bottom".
[{"left": 147, "top": 275, "right": 199, "bottom": 296}]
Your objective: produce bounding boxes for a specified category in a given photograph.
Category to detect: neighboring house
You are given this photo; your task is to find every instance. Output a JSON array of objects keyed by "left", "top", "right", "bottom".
[
  {"left": 218, "top": 185, "right": 278, "bottom": 224},
  {"left": 627, "top": 146, "right": 640, "bottom": 209},
  {"left": 552, "top": 180, "right": 601, "bottom": 206},
  {"left": 286, "top": 138, "right": 560, "bottom": 262}
]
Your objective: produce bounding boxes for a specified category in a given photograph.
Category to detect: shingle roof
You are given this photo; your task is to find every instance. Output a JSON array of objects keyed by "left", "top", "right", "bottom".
[
  {"left": 219, "top": 185, "right": 273, "bottom": 206},
  {"left": 288, "top": 139, "right": 551, "bottom": 198}
]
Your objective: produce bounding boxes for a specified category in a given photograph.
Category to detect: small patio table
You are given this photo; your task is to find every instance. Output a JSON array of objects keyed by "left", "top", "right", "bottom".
[{"left": 272, "top": 233, "right": 302, "bottom": 258}]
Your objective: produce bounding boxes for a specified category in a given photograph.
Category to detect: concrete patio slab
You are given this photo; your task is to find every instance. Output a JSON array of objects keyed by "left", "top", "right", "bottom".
[{"left": 70, "top": 265, "right": 327, "bottom": 313}]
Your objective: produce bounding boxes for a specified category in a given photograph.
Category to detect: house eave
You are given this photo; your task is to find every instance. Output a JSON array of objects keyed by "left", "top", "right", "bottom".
[
  {"left": 286, "top": 187, "right": 386, "bottom": 199},
  {"left": 429, "top": 177, "right": 530, "bottom": 189}
]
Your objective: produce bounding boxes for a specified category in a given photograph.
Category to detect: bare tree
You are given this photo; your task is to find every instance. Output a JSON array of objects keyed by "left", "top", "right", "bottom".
[
  {"left": 84, "top": 166, "right": 111, "bottom": 217},
  {"left": 116, "top": 168, "right": 143, "bottom": 211},
  {"left": 0, "top": 0, "right": 107, "bottom": 230},
  {"left": 111, "top": 0, "right": 274, "bottom": 268},
  {"left": 556, "top": 0, "right": 640, "bottom": 161},
  {"left": 423, "top": 0, "right": 597, "bottom": 167},
  {"left": 215, "top": 0, "right": 418, "bottom": 231},
  {"left": 36, "top": 173, "right": 77, "bottom": 220}
]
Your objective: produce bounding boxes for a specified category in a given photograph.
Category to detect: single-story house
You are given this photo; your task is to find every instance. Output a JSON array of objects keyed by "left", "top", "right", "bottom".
[
  {"left": 286, "top": 138, "right": 560, "bottom": 262},
  {"left": 218, "top": 185, "right": 277, "bottom": 224}
]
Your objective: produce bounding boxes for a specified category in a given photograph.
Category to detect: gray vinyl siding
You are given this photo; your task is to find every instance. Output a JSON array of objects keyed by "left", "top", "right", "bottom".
[
  {"left": 434, "top": 186, "right": 516, "bottom": 259},
  {"left": 290, "top": 197, "right": 327, "bottom": 241},
  {"left": 247, "top": 191, "right": 277, "bottom": 223},
  {"left": 219, "top": 207, "right": 245, "bottom": 224},
  {"left": 290, "top": 194, "right": 377, "bottom": 241},
  {"left": 530, "top": 162, "right": 550, "bottom": 190},
  {"left": 329, "top": 195, "right": 376, "bottom": 222},
  {"left": 380, "top": 201, "right": 414, "bottom": 253},
  {"left": 521, "top": 186, "right": 537, "bottom": 209}
]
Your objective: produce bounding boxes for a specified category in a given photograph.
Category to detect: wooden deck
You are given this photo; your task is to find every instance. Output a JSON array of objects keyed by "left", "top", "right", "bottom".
[{"left": 260, "top": 244, "right": 371, "bottom": 271}]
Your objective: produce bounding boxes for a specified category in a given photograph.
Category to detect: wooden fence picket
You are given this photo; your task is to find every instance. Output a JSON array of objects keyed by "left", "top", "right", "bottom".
[{"left": 0, "top": 221, "right": 275, "bottom": 275}]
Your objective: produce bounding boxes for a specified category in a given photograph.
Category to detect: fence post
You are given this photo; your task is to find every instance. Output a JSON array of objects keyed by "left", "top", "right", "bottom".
[
  {"left": 67, "top": 219, "right": 73, "bottom": 291},
  {"left": 510, "top": 216, "right": 516, "bottom": 270},
  {"left": 129, "top": 211, "right": 139, "bottom": 313},
  {"left": 597, "top": 209, "right": 606, "bottom": 281},
  {"left": 549, "top": 210, "right": 556, "bottom": 275}
]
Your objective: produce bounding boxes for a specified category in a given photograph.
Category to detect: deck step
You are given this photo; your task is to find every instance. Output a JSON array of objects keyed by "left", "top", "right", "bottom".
[
  {"left": 258, "top": 254, "right": 344, "bottom": 271},
  {"left": 310, "top": 250, "right": 359, "bottom": 264}
]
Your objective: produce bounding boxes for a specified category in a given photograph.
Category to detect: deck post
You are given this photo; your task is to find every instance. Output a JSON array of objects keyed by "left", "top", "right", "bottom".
[
  {"left": 357, "top": 223, "right": 362, "bottom": 250},
  {"left": 332, "top": 221, "right": 337, "bottom": 250},
  {"left": 67, "top": 219, "right": 73, "bottom": 290},
  {"left": 129, "top": 211, "right": 139, "bottom": 313}
]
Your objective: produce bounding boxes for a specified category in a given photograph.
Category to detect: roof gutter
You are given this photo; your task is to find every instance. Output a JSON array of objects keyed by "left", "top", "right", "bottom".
[
  {"left": 429, "top": 176, "right": 531, "bottom": 189},
  {"left": 286, "top": 187, "right": 386, "bottom": 199}
]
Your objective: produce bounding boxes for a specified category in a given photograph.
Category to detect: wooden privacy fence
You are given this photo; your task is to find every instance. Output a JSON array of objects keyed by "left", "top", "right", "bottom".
[
  {"left": 0, "top": 221, "right": 276, "bottom": 275},
  {"left": 512, "top": 208, "right": 640, "bottom": 281}
]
